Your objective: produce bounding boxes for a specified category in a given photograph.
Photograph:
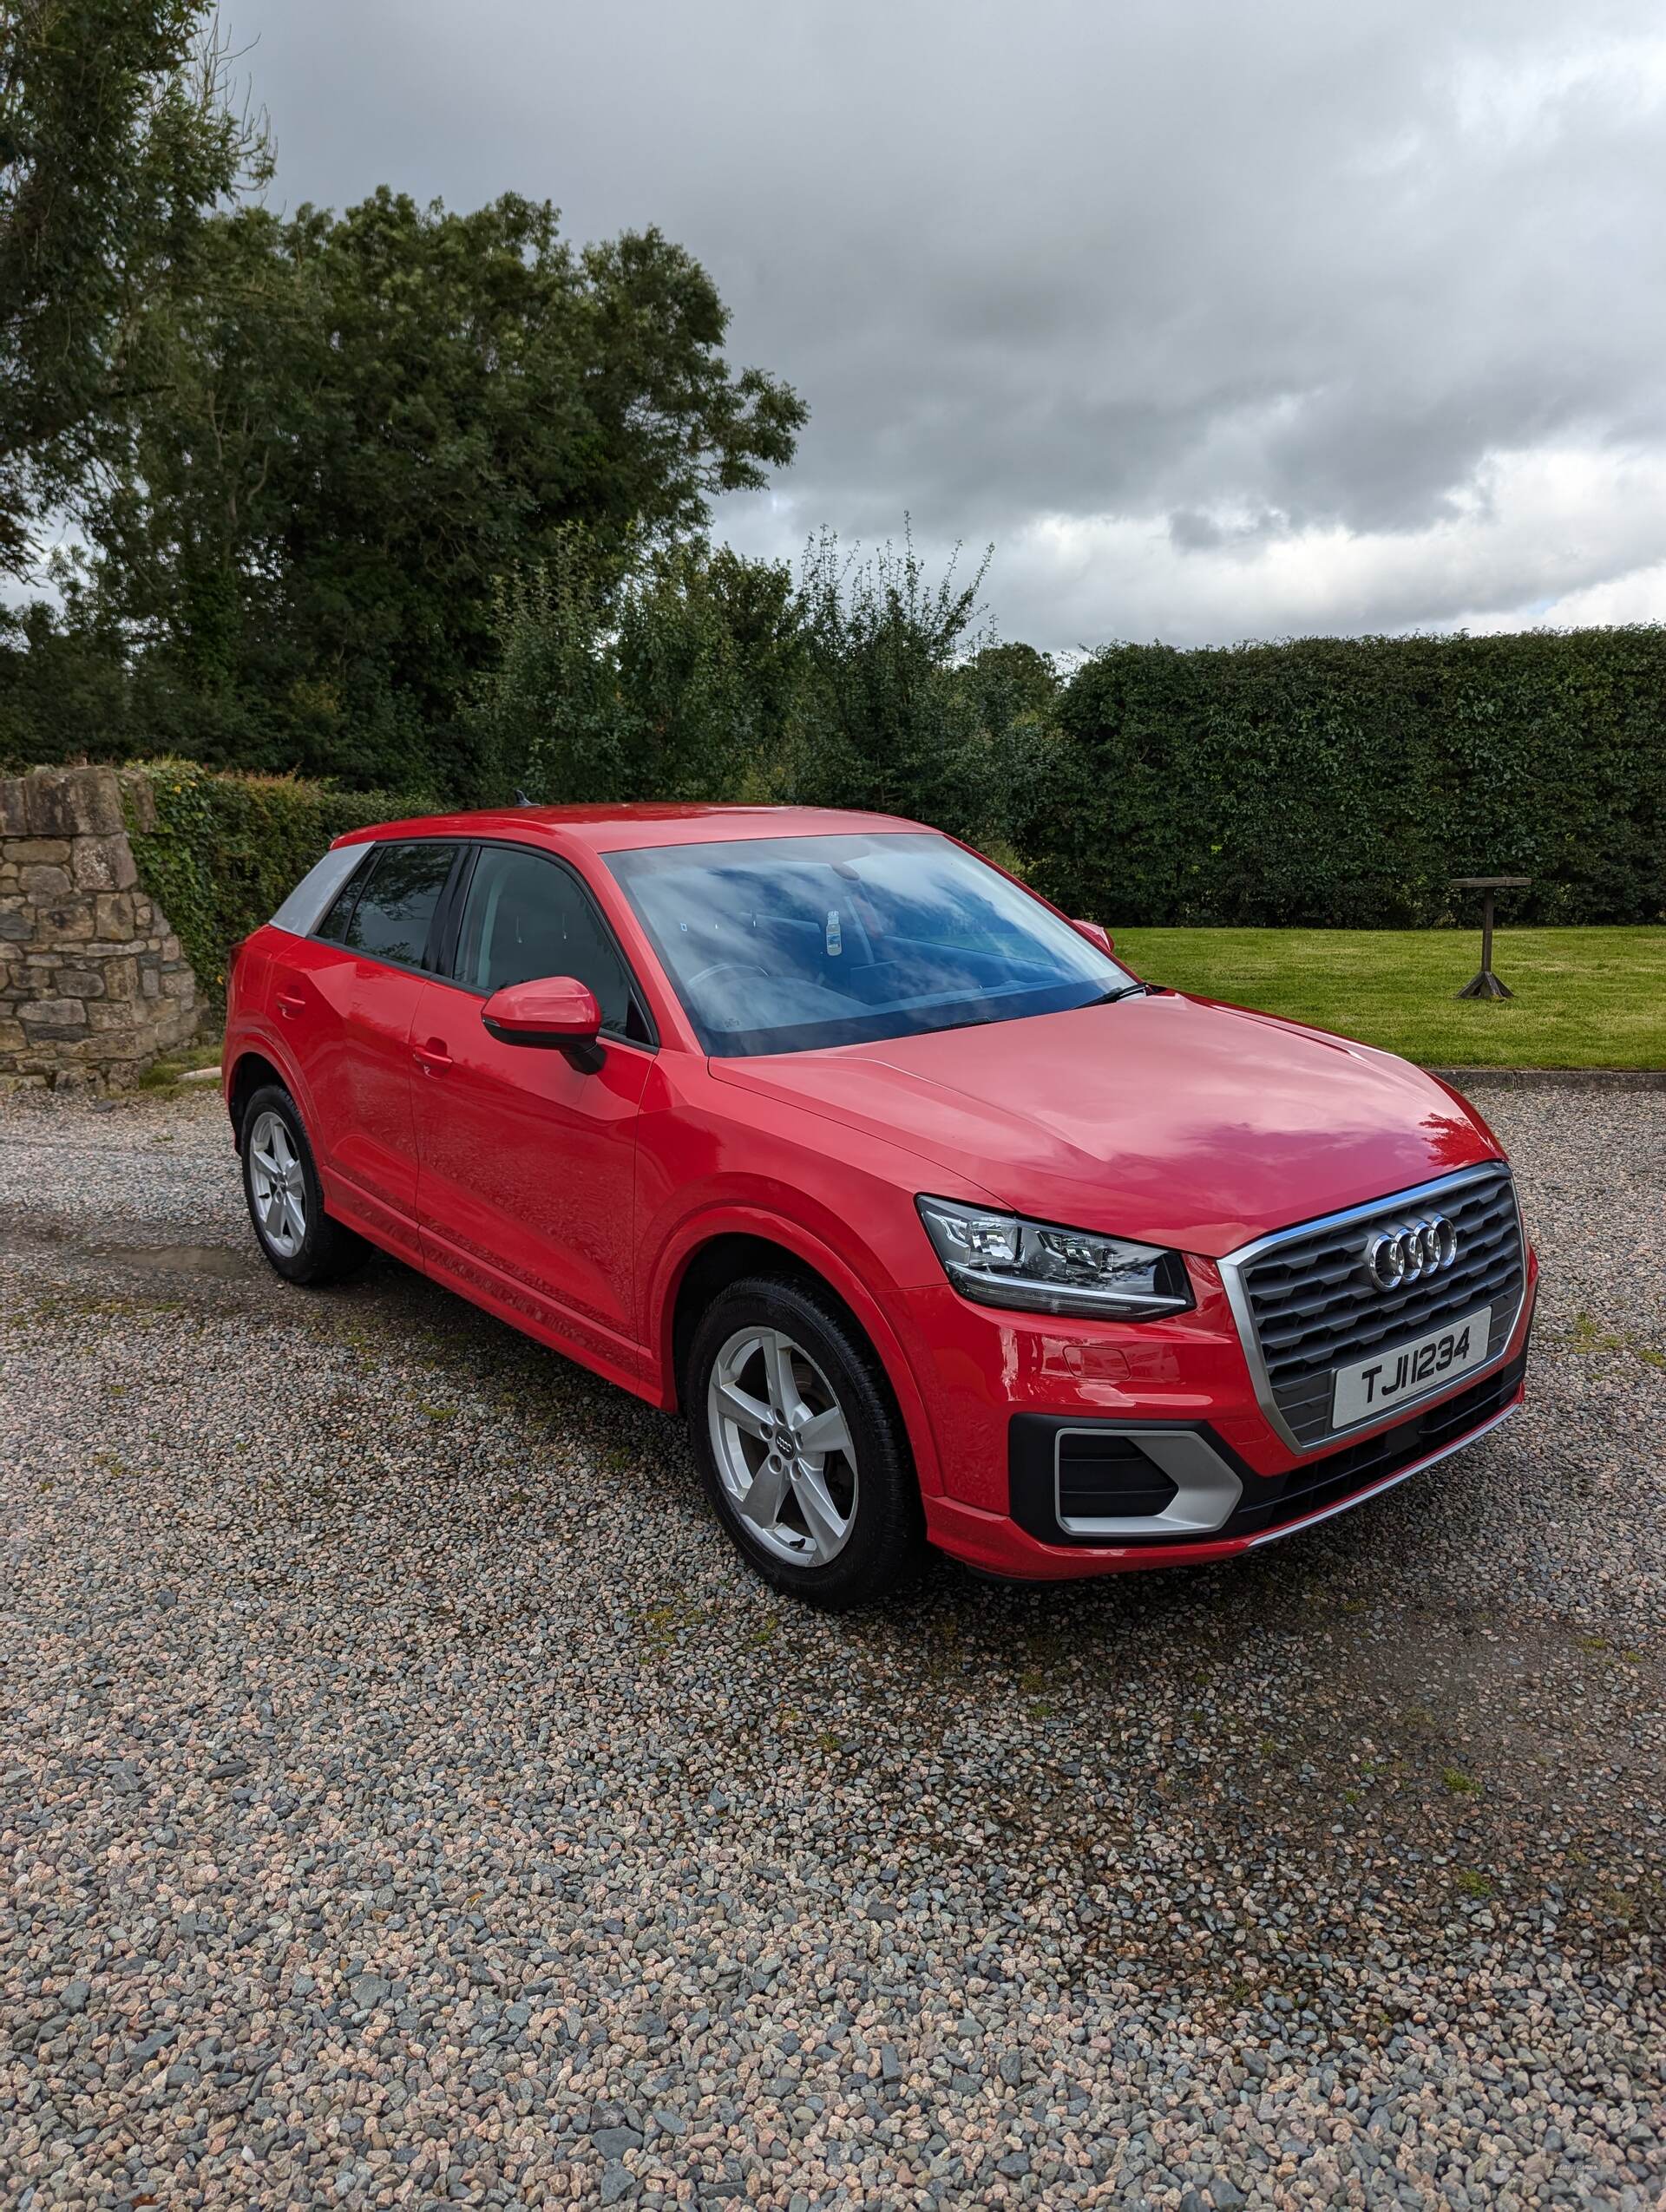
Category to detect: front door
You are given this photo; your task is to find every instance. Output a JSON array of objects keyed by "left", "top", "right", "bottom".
[{"left": 410, "top": 843, "right": 654, "bottom": 1383}]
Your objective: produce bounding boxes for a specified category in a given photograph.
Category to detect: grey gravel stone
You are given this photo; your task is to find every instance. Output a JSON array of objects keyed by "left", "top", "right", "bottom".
[
  {"left": 594, "top": 2126, "right": 644, "bottom": 2156},
  {"left": 0, "top": 1078, "right": 1662, "bottom": 2210}
]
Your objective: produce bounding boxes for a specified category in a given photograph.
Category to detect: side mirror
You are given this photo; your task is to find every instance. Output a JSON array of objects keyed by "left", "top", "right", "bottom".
[
  {"left": 482, "top": 976, "right": 602, "bottom": 1064},
  {"left": 1071, "top": 919, "right": 1114, "bottom": 955}
]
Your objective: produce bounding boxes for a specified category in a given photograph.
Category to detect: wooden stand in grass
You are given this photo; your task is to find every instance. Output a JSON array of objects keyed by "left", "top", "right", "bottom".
[{"left": 1452, "top": 876, "right": 1532, "bottom": 999}]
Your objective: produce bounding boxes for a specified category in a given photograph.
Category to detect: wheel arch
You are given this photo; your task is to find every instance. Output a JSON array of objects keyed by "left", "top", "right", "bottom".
[
  {"left": 654, "top": 1214, "right": 943, "bottom": 1499},
  {"left": 226, "top": 1049, "right": 286, "bottom": 1148}
]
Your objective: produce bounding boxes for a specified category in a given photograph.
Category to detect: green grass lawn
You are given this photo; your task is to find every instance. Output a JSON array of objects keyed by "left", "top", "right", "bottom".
[{"left": 1109, "top": 926, "right": 1666, "bottom": 1070}]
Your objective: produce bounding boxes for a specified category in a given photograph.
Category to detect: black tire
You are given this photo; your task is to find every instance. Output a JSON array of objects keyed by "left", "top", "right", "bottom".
[
  {"left": 685, "top": 1273, "right": 925, "bottom": 1610},
  {"left": 239, "top": 1082, "right": 370, "bottom": 1286}
]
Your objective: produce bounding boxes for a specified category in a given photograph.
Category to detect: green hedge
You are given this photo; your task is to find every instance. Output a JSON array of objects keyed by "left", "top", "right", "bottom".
[
  {"left": 122, "top": 762, "right": 428, "bottom": 999},
  {"left": 1025, "top": 627, "right": 1666, "bottom": 927}
]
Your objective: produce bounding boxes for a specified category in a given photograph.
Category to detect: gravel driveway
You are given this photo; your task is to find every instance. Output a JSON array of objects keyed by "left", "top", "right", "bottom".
[{"left": 2, "top": 1078, "right": 1662, "bottom": 2212}]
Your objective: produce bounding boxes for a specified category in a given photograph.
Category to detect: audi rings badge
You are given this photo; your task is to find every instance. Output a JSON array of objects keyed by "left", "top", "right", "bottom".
[{"left": 1362, "top": 1217, "right": 1459, "bottom": 1292}]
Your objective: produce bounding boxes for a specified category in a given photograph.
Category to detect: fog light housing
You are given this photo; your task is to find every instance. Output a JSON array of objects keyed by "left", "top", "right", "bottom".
[{"left": 1057, "top": 1433, "right": 1178, "bottom": 1520}]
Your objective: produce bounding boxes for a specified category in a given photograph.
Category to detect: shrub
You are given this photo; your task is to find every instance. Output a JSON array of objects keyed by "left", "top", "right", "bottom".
[
  {"left": 786, "top": 527, "right": 992, "bottom": 836},
  {"left": 470, "top": 527, "right": 1042, "bottom": 855},
  {"left": 476, "top": 535, "right": 803, "bottom": 808},
  {"left": 121, "top": 761, "right": 428, "bottom": 999},
  {"left": 1024, "top": 627, "right": 1666, "bottom": 926}
]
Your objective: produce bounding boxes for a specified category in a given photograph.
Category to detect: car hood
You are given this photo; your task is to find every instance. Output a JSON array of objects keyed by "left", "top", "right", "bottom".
[{"left": 709, "top": 991, "right": 1502, "bottom": 1258}]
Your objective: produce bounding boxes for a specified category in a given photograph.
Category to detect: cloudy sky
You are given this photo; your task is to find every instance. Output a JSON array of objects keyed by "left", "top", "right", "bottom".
[{"left": 222, "top": 0, "right": 1666, "bottom": 651}]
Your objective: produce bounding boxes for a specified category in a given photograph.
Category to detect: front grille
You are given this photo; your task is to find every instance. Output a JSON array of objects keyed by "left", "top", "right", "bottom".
[{"left": 1229, "top": 1166, "right": 1525, "bottom": 1448}]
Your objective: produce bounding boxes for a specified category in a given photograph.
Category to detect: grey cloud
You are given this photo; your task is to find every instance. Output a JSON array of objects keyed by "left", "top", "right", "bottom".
[{"left": 221, "top": 0, "right": 1666, "bottom": 645}]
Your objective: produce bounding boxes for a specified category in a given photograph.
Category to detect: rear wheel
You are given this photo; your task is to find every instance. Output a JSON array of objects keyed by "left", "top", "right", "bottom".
[
  {"left": 686, "top": 1275, "right": 924, "bottom": 1609},
  {"left": 239, "top": 1083, "right": 368, "bottom": 1286}
]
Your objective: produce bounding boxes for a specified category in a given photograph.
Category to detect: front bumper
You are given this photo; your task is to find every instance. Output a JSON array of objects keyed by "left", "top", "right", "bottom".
[{"left": 892, "top": 1247, "right": 1537, "bottom": 1582}]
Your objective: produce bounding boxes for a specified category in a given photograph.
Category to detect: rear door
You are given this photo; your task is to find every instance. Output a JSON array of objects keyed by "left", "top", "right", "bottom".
[
  {"left": 408, "top": 841, "right": 655, "bottom": 1381},
  {"left": 266, "top": 838, "right": 463, "bottom": 1262}
]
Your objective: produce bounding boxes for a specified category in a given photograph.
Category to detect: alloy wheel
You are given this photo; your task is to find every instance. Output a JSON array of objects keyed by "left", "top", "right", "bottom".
[
  {"left": 707, "top": 1326, "right": 859, "bottom": 1567},
  {"left": 247, "top": 1109, "right": 308, "bottom": 1259}
]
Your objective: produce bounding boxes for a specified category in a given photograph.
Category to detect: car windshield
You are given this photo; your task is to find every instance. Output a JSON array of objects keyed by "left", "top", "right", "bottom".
[{"left": 606, "top": 831, "right": 1133, "bottom": 1057}]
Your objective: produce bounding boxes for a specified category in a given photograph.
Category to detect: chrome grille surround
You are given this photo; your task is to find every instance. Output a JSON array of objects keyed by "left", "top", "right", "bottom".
[{"left": 1217, "top": 1164, "right": 1527, "bottom": 1454}]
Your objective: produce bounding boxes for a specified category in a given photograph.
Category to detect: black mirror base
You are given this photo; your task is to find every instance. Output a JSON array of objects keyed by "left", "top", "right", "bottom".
[{"left": 482, "top": 1017, "right": 607, "bottom": 1066}]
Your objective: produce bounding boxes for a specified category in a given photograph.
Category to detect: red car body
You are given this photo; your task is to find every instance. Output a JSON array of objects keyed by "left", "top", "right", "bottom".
[{"left": 224, "top": 804, "right": 1536, "bottom": 1583}]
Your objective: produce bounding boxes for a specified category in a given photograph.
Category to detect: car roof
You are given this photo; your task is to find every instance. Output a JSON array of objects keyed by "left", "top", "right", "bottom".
[{"left": 331, "top": 802, "right": 931, "bottom": 856}]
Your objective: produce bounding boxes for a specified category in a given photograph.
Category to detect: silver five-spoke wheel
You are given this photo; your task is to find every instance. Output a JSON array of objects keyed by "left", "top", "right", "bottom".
[
  {"left": 707, "top": 1326, "right": 858, "bottom": 1567},
  {"left": 247, "top": 1108, "right": 307, "bottom": 1259}
]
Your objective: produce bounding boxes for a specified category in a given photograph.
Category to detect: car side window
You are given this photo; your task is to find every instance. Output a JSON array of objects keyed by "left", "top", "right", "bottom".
[
  {"left": 336, "top": 841, "right": 457, "bottom": 967},
  {"left": 456, "top": 845, "right": 639, "bottom": 1036},
  {"left": 313, "top": 849, "right": 374, "bottom": 945}
]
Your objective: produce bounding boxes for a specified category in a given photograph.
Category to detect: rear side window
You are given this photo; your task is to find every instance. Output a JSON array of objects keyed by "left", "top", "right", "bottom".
[
  {"left": 331, "top": 841, "right": 457, "bottom": 967},
  {"left": 271, "top": 843, "right": 370, "bottom": 937},
  {"left": 314, "top": 852, "right": 373, "bottom": 944},
  {"left": 456, "top": 845, "right": 639, "bottom": 1036}
]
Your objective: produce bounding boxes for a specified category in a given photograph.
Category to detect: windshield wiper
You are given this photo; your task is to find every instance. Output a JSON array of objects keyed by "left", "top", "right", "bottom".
[{"left": 1089, "top": 983, "right": 1150, "bottom": 1005}]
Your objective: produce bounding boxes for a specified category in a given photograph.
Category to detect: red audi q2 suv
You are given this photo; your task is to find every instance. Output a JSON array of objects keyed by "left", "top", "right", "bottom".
[{"left": 224, "top": 806, "right": 1536, "bottom": 1607}]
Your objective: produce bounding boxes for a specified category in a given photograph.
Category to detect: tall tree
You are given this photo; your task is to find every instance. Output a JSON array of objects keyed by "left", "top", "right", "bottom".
[
  {"left": 0, "top": 0, "right": 266, "bottom": 577},
  {"left": 478, "top": 533, "right": 804, "bottom": 806},
  {"left": 83, "top": 188, "right": 807, "bottom": 791},
  {"left": 961, "top": 639, "right": 1059, "bottom": 723},
  {"left": 790, "top": 525, "right": 996, "bottom": 834}
]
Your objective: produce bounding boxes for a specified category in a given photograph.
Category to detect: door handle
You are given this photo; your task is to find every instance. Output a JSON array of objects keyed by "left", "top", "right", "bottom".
[
  {"left": 275, "top": 989, "right": 305, "bottom": 1018},
  {"left": 412, "top": 1037, "right": 452, "bottom": 1074}
]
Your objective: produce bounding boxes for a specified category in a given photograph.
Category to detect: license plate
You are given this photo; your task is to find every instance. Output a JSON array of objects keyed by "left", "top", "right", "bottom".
[{"left": 1330, "top": 1305, "right": 1492, "bottom": 1430}]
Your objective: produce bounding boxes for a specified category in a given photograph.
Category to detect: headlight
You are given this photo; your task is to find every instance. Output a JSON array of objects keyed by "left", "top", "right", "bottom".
[{"left": 915, "top": 1195, "right": 1194, "bottom": 1319}]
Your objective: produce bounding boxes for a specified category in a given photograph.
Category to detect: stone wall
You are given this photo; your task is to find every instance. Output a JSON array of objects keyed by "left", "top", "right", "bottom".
[{"left": 0, "top": 766, "right": 200, "bottom": 1092}]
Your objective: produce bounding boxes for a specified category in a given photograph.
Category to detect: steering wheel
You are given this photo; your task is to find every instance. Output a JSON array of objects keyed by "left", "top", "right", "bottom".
[{"left": 685, "top": 958, "right": 772, "bottom": 991}]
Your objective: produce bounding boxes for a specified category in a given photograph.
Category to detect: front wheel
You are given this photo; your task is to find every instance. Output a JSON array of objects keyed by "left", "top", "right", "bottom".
[
  {"left": 239, "top": 1083, "right": 368, "bottom": 1286},
  {"left": 685, "top": 1275, "right": 924, "bottom": 1609}
]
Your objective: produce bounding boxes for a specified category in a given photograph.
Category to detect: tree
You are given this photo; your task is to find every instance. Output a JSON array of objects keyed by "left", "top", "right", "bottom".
[
  {"left": 790, "top": 524, "right": 1000, "bottom": 837},
  {"left": 0, "top": 0, "right": 266, "bottom": 577},
  {"left": 0, "top": 579, "right": 130, "bottom": 763},
  {"left": 477, "top": 533, "right": 803, "bottom": 806},
  {"left": 961, "top": 639, "right": 1059, "bottom": 723},
  {"left": 473, "top": 524, "right": 1057, "bottom": 851},
  {"left": 79, "top": 188, "right": 807, "bottom": 792}
]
